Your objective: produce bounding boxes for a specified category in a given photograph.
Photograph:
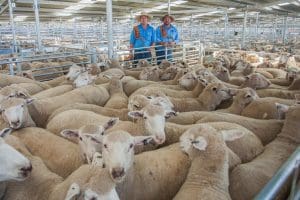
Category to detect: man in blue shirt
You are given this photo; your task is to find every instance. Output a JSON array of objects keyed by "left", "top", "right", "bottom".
[
  {"left": 156, "top": 14, "right": 179, "bottom": 65},
  {"left": 130, "top": 12, "right": 156, "bottom": 66}
]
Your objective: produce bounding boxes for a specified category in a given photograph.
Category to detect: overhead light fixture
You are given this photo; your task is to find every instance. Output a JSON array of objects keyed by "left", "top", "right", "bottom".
[
  {"left": 278, "top": 2, "right": 290, "bottom": 6},
  {"left": 228, "top": 7, "right": 236, "bottom": 10},
  {"left": 142, "top": 0, "right": 187, "bottom": 13}
]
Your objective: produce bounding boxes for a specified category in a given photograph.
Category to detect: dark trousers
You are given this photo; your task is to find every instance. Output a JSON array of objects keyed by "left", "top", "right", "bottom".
[
  {"left": 155, "top": 46, "right": 173, "bottom": 65},
  {"left": 133, "top": 49, "right": 151, "bottom": 66}
]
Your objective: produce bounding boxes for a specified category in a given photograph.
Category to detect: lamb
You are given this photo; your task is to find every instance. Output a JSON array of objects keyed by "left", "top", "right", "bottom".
[
  {"left": 60, "top": 118, "right": 118, "bottom": 164},
  {"left": 0, "top": 84, "right": 31, "bottom": 103},
  {"left": 130, "top": 78, "right": 207, "bottom": 98},
  {"left": 159, "top": 65, "right": 179, "bottom": 81},
  {"left": 218, "top": 87, "right": 258, "bottom": 115},
  {"left": 12, "top": 82, "right": 49, "bottom": 95},
  {"left": 46, "top": 103, "right": 176, "bottom": 145},
  {"left": 173, "top": 124, "right": 244, "bottom": 200},
  {"left": 167, "top": 111, "right": 284, "bottom": 145},
  {"left": 12, "top": 127, "right": 84, "bottom": 178},
  {"left": 229, "top": 103, "right": 300, "bottom": 200},
  {"left": 44, "top": 76, "right": 69, "bottom": 87},
  {"left": 65, "top": 64, "right": 86, "bottom": 81},
  {"left": 0, "top": 74, "right": 39, "bottom": 87},
  {"left": 0, "top": 85, "right": 110, "bottom": 128},
  {"left": 72, "top": 72, "right": 97, "bottom": 88},
  {"left": 168, "top": 83, "right": 234, "bottom": 112},
  {"left": 33, "top": 85, "right": 73, "bottom": 99},
  {"left": 4, "top": 153, "right": 117, "bottom": 200},
  {"left": 178, "top": 71, "right": 199, "bottom": 90},
  {"left": 256, "top": 88, "right": 300, "bottom": 99},
  {"left": 101, "top": 129, "right": 240, "bottom": 200},
  {"left": 0, "top": 128, "right": 32, "bottom": 182},
  {"left": 138, "top": 66, "right": 161, "bottom": 81},
  {"left": 239, "top": 73, "right": 271, "bottom": 89},
  {"left": 104, "top": 75, "right": 128, "bottom": 109},
  {"left": 163, "top": 121, "right": 264, "bottom": 163},
  {"left": 241, "top": 97, "right": 296, "bottom": 119}
]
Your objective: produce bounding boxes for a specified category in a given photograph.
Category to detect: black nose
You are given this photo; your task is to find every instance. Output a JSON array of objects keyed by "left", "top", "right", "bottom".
[
  {"left": 112, "top": 168, "right": 125, "bottom": 179},
  {"left": 11, "top": 120, "right": 20, "bottom": 127},
  {"left": 20, "top": 164, "right": 32, "bottom": 177}
]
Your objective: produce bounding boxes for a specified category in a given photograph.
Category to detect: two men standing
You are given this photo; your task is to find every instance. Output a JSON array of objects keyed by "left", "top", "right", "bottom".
[{"left": 130, "top": 12, "right": 179, "bottom": 65}]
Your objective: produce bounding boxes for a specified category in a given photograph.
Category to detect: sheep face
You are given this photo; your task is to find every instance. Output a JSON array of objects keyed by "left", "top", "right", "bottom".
[
  {"left": 73, "top": 72, "right": 96, "bottom": 88},
  {"left": 128, "top": 95, "right": 174, "bottom": 113},
  {"left": 286, "top": 68, "right": 299, "bottom": 81},
  {"left": 178, "top": 72, "right": 197, "bottom": 90},
  {"left": 66, "top": 65, "right": 85, "bottom": 81},
  {"left": 234, "top": 87, "right": 258, "bottom": 107},
  {"left": 139, "top": 67, "right": 160, "bottom": 81},
  {"left": 0, "top": 128, "right": 32, "bottom": 181},
  {"left": 160, "top": 66, "right": 178, "bottom": 81},
  {"left": 137, "top": 59, "right": 150, "bottom": 68},
  {"left": 102, "top": 131, "right": 153, "bottom": 183},
  {"left": 179, "top": 125, "right": 244, "bottom": 160},
  {"left": 206, "top": 83, "right": 233, "bottom": 103},
  {"left": 241, "top": 73, "right": 271, "bottom": 90},
  {"left": 0, "top": 85, "right": 30, "bottom": 101},
  {"left": 212, "top": 65, "right": 230, "bottom": 82},
  {"left": 61, "top": 119, "right": 118, "bottom": 164},
  {"left": 65, "top": 183, "right": 81, "bottom": 200},
  {"left": 0, "top": 98, "right": 35, "bottom": 129},
  {"left": 128, "top": 104, "right": 176, "bottom": 144}
]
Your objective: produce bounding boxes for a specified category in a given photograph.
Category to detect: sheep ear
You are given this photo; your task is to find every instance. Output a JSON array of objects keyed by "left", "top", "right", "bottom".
[
  {"left": 192, "top": 136, "right": 207, "bottom": 151},
  {"left": 221, "top": 129, "right": 245, "bottom": 141},
  {"left": 0, "top": 128, "right": 12, "bottom": 138},
  {"left": 61, "top": 129, "right": 79, "bottom": 138},
  {"left": 103, "top": 118, "right": 119, "bottom": 130},
  {"left": 134, "top": 136, "right": 154, "bottom": 146},
  {"left": 165, "top": 111, "right": 177, "bottom": 119},
  {"left": 103, "top": 74, "right": 111, "bottom": 79},
  {"left": 276, "top": 103, "right": 290, "bottom": 116},
  {"left": 229, "top": 88, "right": 239, "bottom": 96},
  {"left": 128, "top": 111, "right": 144, "bottom": 119},
  {"left": 25, "top": 98, "right": 35, "bottom": 105},
  {"left": 17, "top": 91, "right": 28, "bottom": 98}
]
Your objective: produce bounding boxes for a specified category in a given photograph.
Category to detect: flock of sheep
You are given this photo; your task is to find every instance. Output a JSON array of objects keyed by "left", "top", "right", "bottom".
[{"left": 0, "top": 47, "right": 300, "bottom": 200}]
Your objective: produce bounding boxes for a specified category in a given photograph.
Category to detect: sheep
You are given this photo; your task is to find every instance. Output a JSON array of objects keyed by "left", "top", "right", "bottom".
[
  {"left": 124, "top": 69, "right": 141, "bottom": 79},
  {"left": 178, "top": 71, "right": 199, "bottom": 90},
  {"left": 0, "top": 85, "right": 110, "bottom": 128},
  {"left": 229, "top": 103, "right": 300, "bottom": 200},
  {"left": 48, "top": 103, "right": 130, "bottom": 122},
  {"left": 256, "top": 88, "right": 300, "bottom": 99},
  {"left": 130, "top": 78, "right": 207, "bottom": 98},
  {"left": 288, "top": 77, "right": 300, "bottom": 90},
  {"left": 46, "top": 103, "right": 176, "bottom": 145},
  {"left": 167, "top": 111, "right": 284, "bottom": 145},
  {"left": 217, "top": 87, "right": 258, "bottom": 115},
  {"left": 72, "top": 72, "right": 97, "bottom": 88},
  {"left": 138, "top": 66, "right": 161, "bottom": 81},
  {"left": 33, "top": 85, "right": 73, "bottom": 99},
  {"left": 60, "top": 118, "right": 118, "bottom": 164},
  {"left": 102, "top": 130, "right": 240, "bottom": 200},
  {"left": 240, "top": 73, "right": 271, "bottom": 89},
  {"left": 164, "top": 121, "right": 264, "bottom": 163},
  {"left": 241, "top": 97, "right": 296, "bottom": 119},
  {"left": 104, "top": 75, "right": 128, "bottom": 109},
  {"left": 168, "top": 83, "right": 234, "bottom": 112},
  {"left": 44, "top": 76, "right": 69, "bottom": 87},
  {"left": 173, "top": 124, "right": 244, "bottom": 200},
  {"left": 4, "top": 154, "right": 116, "bottom": 200},
  {"left": 0, "top": 74, "right": 38, "bottom": 87},
  {"left": 65, "top": 64, "right": 86, "bottom": 81},
  {"left": 0, "top": 84, "right": 31, "bottom": 103},
  {"left": 16, "top": 70, "right": 35, "bottom": 80},
  {"left": 12, "top": 127, "right": 84, "bottom": 178},
  {"left": 100, "top": 68, "right": 125, "bottom": 78},
  {"left": 159, "top": 68, "right": 188, "bottom": 85},
  {"left": 0, "top": 128, "right": 32, "bottom": 182},
  {"left": 159, "top": 66, "right": 178, "bottom": 81}
]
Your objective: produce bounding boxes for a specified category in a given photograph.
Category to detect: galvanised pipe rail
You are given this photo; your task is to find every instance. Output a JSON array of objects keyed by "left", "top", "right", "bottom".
[{"left": 254, "top": 147, "right": 300, "bottom": 200}]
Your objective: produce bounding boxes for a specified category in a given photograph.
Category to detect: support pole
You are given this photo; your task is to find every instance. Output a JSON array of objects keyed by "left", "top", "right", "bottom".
[
  {"left": 33, "top": 0, "right": 42, "bottom": 52},
  {"left": 282, "top": 14, "right": 288, "bottom": 45},
  {"left": 168, "top": 0, "right": 171, "bottom": 14},
  {"left": 242, "top": 9, "right": 248, "bottom": 49},
  {"left": 224, "top": 9, "right": 229, "bottom": 48},
  {"left": 8, "top": 0, "right": 16, "bottom": 53},
  {"left": 255, "top": 12, "right": 259, "bottom": 38},
  {"left": 272, "top": 15, "right": 277, "bottom": 43},
  {"left": 106, "top": 0, "right": 113, "bottom": 59}
]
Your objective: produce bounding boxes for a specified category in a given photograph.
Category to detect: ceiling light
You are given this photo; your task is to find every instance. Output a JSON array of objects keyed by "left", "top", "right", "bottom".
[
  {"left": 228, "top": 7, "right": 236, "bottom": 10},
  {"left": 278, "top": 2, "right": 290, "bottom": 6}
]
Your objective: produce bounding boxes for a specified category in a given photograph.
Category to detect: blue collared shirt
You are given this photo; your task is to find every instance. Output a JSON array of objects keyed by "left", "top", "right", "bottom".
[
  {"left": 130, "top": 24, "right": 156, "bottom": 50},
  {"left": 156, "top": 24, "right": 179, "bottom": 44}
]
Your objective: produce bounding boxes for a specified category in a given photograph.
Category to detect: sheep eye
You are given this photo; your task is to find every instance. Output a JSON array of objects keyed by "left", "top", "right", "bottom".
[
  {"left": 21, "top": 104, "right": 24, "bottom": 108},
  {"left": 104, "top": 144, "right": 108, "bottom": 148},
  {"left": 134, "top": 105, "right": 139, "bottom": 109},
  {"left": 79, "top": 137, "right": 83, "bottom": 141},
  {"left": 143, "top": 116, "right": 147, "bottom": 120},
  {"left": 246, "top": 95, "right": 251, "bottom": 98},
  {"left": 129, "top": 143, "right": 134, "bottom": 149}
]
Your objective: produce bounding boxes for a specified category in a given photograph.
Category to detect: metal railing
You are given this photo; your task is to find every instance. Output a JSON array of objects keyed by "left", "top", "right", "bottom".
[{"left": 255, "top": 147, "right": 300, "bottom": 200}]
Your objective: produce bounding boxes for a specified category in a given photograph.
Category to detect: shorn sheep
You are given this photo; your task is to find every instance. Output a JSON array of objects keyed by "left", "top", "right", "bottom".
[
  {"left": 173, "top": 124, "right": 244, "bottom": 200},
  {"left": 229, "top": 102, "right": 300, "bottom": 200}
]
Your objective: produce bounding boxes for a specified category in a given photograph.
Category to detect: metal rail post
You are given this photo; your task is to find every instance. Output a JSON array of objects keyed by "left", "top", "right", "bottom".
[
  {"left": 282, "top": 14, "right": 288, "bottom": 45},
  {"left": 8, "top": 0, "right": 16, "bottom": 53},
  {"left": 242, "top": 9, "right": 248, "bottom": 49},
  {"left": 33, "top": 0, "right": 42, "bottom": 52},
  {"left": 255, "top": 12, "right": 259, "bottom": 38},
  {"left": 224, "top": 9, "right": 229, "bottom": 48},
  {"left": 273, "top": 15, "right": 278, "bottom": 43},
  {"left": 106, "top": 0, "right": 113, "bottom": 59},
  {"left": 168, "top": 0, "right": 171, "bottom": 14}
]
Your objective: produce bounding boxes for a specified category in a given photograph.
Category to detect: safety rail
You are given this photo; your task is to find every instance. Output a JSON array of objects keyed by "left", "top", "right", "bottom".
[{"left": 255, "top": 147, "right": 300, "bottom": 200}]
